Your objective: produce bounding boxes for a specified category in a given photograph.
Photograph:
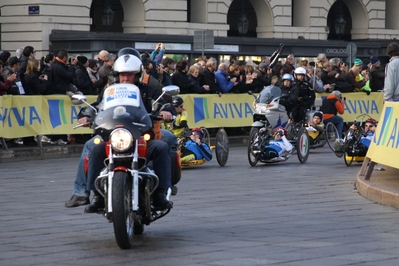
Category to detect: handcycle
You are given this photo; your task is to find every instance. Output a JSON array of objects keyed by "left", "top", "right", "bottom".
[
  {"left": 341, "top": 114, "right": 374, "bottom": 166},
  {"left": 247, "top": 95, "right": 310, "bottom": 166},
  {"left": 287, "top": 115, "right": 340, "bottom": 151},
  {"left": 177, "top": 127, "right": 229, "bottom": 167}
]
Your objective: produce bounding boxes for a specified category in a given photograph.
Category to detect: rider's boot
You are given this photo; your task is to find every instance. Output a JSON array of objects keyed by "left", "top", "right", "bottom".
[
  {"left": 84, "top": 190, "right": 105, "bottom": 213},
  {"left": 152, "top": 188, "right": 173, "bottom": 210}
]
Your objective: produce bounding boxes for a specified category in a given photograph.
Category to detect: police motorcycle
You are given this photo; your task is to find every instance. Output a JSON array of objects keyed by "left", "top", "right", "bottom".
[
  {"left": 247, "top": 92, "right": 310, "bottom": 166},
  {"left": 72, "top": 80, "right": 181, "bottom": 249}
]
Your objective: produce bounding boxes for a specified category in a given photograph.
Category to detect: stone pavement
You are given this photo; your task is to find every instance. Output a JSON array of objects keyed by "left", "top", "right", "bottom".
[
  {"left": 3, "top": 145, "right": 399, "bottom": 265},
  {"left": 1, "top": 136, "right": 399, "bottom": 212}
]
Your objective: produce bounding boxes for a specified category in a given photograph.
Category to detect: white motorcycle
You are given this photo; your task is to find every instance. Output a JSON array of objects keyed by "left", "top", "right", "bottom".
[{"left": 247, "top": 92, "right": 310, "bottom": 166}]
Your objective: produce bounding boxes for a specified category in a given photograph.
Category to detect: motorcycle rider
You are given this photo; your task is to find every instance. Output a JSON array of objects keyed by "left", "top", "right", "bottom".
[
  {"left": 83, "top": 54, "right": 175, "bottom": 212},
  {"left": 292, "top": 67, "right": 315, "bottom": 123},
  {"left": 279, "top": 73, "right": 299, "bottom": 119},
  {"left": 65, "top": 48, "right": 176, "bottom": 211}
]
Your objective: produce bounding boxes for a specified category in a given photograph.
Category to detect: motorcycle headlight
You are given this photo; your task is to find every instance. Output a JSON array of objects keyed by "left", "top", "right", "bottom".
[
  {"left": 255, "top": 104, "right": 267, "bottom": 113},
  {"left": 110, "top": 128, "right": 133, "bottom": 152}
]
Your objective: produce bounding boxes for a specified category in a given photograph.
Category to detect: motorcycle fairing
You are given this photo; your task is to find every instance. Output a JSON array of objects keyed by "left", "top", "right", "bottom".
[
  {"left": 103, "top": 84, "right": 141, "bottom": 110},
  {"left": 94, "top": 83, "right": 152, "bottom": 139}
]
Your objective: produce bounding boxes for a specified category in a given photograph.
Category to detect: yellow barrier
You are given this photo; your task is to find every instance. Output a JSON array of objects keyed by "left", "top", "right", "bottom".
[
  {"left": 365, "top": 101, "right": 399, "bottom": 169},
  {"left": 180, "top": 92, "right": 384, "bottom": 128},
  {"left": 0, "top": 92, "right": 384, "bottom": 138}
]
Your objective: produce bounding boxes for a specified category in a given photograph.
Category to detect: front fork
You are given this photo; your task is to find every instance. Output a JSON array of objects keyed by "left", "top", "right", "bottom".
[{"left": 107, "top": 140, "right": 140, "bottom": 213}]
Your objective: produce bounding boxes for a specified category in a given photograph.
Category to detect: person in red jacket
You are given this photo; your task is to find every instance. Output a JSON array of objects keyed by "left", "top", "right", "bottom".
[{"left": 319, "top": 90, "right": 345, "bottom": 150}]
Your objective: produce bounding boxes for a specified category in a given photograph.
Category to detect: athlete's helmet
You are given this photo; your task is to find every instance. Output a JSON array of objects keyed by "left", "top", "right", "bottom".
[
  {"left": 313, "top": 111, "right": 323, "bottom": 121},
  {"left": 365, "top": 118, "right": 377, "bottom": 126},
  {"left": 273, "top": 126, "right": 288, "bottom": 137},
  {"left": 172, "top": 96, "right": 184, "bottom": 107},
  {"left": 117, "top": 47, "right": 141, "bottom": 60},
  {"left": 282, "top": 73, "right": 293, "bottom": 81},
  {"left": 113, "top": 54, "right": 142, "bottom": 75},
  {"left": 191, "top": 128, "right": 203, "bottom": 139}
]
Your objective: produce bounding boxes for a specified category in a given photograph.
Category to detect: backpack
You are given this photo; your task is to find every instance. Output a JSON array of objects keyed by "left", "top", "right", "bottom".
[{"left": 41, "top": 67, "right": 54, "bottom": 95}]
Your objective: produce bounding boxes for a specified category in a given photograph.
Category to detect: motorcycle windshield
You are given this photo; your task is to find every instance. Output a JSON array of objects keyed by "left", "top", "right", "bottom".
[{"left": 94, "top": 84, "right": 153, "bottom": 139}]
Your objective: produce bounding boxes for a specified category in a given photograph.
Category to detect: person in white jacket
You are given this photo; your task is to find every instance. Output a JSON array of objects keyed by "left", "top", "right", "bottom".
[{"left": 261, "top": 127, "right": 293, "bottom": 161}]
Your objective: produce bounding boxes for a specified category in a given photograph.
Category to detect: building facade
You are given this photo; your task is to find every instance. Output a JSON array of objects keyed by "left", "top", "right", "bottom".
[{"left": 1, "top": 0, "right": 398, "bottom": 63}]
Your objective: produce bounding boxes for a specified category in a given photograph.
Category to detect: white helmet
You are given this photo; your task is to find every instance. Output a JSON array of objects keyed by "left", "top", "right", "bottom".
[
  {"left": 294, "top": 67, "right": 306, "bottom": 75},
  {"left": 113, "top": 54, "right": 142, "bottom": 74}
]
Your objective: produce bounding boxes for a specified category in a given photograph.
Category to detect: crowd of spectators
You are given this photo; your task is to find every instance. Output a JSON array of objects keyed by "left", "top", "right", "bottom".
[{"left": 0, "top": 43, "right": 387, "bottom": 148}]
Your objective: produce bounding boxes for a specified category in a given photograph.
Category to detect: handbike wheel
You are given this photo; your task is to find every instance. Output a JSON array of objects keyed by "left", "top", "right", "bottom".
[
  {"left": 215, "top": 128, "right": 229, "bottom": 167},
  {"left": 326, "top": 122, "right": 343, "bottom": 158},
  {"left": 247, "top": 127, "right": 260, "bottom": 167},
  {"left": 296, "top": 127, "right": 309, "bottom": 164},
  {"left": 343, "top": 129, "right": 355, "bottom": 167},
  {"left": 200, "top": 126, "right": 211, "bottom": 147}
]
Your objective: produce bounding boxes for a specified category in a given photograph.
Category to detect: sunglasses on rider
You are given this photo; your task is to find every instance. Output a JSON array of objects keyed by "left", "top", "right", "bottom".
[
  {"left": 178, "top": 105, "right": 183, "bottom": 108},
  {"left": 365, "top": 124, "right": 374, "bottom": 128}
]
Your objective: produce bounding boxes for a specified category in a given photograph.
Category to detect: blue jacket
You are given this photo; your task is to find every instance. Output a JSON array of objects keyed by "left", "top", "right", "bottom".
[
  {"left": 184, "top": 140, "right": 212, "bottom": 161},
  {"left": 215, "top": 70, "right": 234, "bottom": 93}
]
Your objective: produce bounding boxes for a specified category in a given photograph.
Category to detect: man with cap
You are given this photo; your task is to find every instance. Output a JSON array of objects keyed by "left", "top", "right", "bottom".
[
  {"left": 345, "top": 58, "right": 369, "bottom": 92},
  {"left": 257, "top": 62, "right": 273, "bottom": 86},
  {"left": 369, "top": 57, "right": 385, "bottom": 92},
  {"left": 320, "top": 90, "right": 345, "bottom": 150},
  {"left": 306, "top": 111, "right": 324, "bottom": 146},
  {"left": 180, "top": 128, "right": 212, "bottom": 164}
]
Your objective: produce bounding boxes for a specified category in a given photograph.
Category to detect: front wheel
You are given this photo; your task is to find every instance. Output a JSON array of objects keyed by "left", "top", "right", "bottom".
[
  {"left": 343, "top": 129, "right": 355, "bottom": 167},
  {"left": 247, "top": 127, "right": 260, "bottom": 167},
  {"left": 296, "top": 127, "right": 309, "bottom": 164},
  {"left": 112, "top": 171, "right": 135, "bottom": 249}
]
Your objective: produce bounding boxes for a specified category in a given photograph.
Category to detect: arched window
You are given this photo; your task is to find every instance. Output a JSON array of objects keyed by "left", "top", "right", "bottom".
[
  {"left": 90, "top": 0, "right": 123, "bottom": 32},
  {"left": 227, "top": 0, "right": 257, "bottom": 37}
]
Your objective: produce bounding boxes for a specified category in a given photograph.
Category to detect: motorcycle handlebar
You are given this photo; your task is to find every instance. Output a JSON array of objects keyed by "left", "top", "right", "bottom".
[
  {"left": 73, "top": 122, "right": 91, "bottom": 129},
  {"left": 150, "top": 114, "right": 177, "bottom": 122}
]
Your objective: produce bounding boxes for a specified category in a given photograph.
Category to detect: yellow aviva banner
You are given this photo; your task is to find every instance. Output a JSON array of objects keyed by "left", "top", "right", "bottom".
[
  {"left": 181, "top": 92, "right": 384, "bottom": 128},
  {"left": 0, "top": 95, "right": 96, "bottom": 138},
  {"left": 366, "top": 102, "right": 399, "bottom": 169},
  {"left": 0, "top": 92, "right": 385, "bottom": 138}
]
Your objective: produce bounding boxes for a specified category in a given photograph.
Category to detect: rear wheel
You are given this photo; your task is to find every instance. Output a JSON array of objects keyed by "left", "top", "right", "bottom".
[
  {"left": 200, "top": 126, "right": 211, "bottom": 147},
  {"left": 247, "top": 127, "right": 260, "bottom": 167},
  {"left": 215, "top": 128, "right": 229, "bottom": 167},
  {"left": 326, "top": 122, "right": 343, "bottom": 158},
  {"left": 112, "top": 171, "right": 134, "bottom": 249}
]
